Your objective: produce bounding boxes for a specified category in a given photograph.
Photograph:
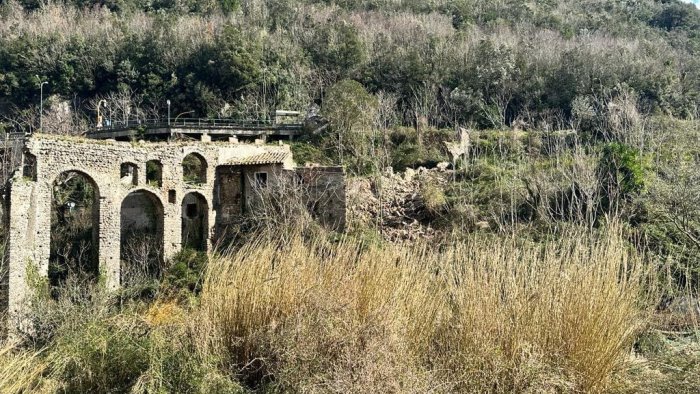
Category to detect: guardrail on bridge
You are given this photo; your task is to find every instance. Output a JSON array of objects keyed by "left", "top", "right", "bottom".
[{"left": 85, "top": 118, "right": 304, "bottom": 140}]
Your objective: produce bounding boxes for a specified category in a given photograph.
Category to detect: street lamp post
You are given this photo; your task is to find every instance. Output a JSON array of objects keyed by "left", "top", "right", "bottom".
[
  {"left": 167, "top": 100, "right": 171, "bottom": 125},
  {"left": 36, "top": 78, "right": 48, "bottom": 132},
  {"left": 174, "top": 110, "right": 194, "bottom": 125}
]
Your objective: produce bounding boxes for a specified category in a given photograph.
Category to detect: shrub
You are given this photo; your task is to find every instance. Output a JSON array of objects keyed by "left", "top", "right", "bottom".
[
  {"left": 24, "top": 280, "right": 150, "bottom": 392},
  {"left": 10, "top": 274, "right": 238, "bottom": 393},
  {"left": 389, "top": 127, "right": 450, "bottom": 171},
  {"left": 290, "top": 141, "right": 333, "bottom": 166},
  {"left": 164, "top": 248, "right": 208, "bottom": 295},
  {"left": 48, "top": 312, "right": 150, "bottom": 393},
  {"left": 598, "top": 142, "right": 647, "bottom": 213},
  {"left": 419, "top": 179, "right": 447, "bottom": 215},
  {"left": 131, "top": 322, "right": 242, "bottom": 394}
]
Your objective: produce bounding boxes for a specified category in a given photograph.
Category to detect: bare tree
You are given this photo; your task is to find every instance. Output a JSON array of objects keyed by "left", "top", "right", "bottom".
[
  {"left": 88, "top": 88, "right": 148, "bottom": 128},
  {"left": 41, "top": 95, "right": 89, "bottom": 136},
  {"left": 409, "top": 83, "right": 439, "bottom": 145},
  {"left": 234, "top": 169, "right": 345, "bottom": 245},
  {"left": 121, "top": 233, "right": 165, "bottom": 288}
]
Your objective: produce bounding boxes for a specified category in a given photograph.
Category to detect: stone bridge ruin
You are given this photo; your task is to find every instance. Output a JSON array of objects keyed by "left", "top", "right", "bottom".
[{"left": 1, "top": 133, "right": 345, "bottom": 330}]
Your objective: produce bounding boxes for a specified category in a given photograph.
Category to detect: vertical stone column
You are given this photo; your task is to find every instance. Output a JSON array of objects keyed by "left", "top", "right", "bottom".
[
  {"left": 162, "top": 200, "right": 180, "bottom": 260},
  {"left": 5, "top": 178, "right": 38, "bottom": 332},
  {"left": 138, "top": 161, "right": 148, "bottom": 187},
  {"left": 205, "top": 161, "right": 216, "bottom": 252},
  {"left": 99, "top": 195, "right": 121, "bottom": 290},
  {"left": 31, "top": 181, "right": 52, "bottom": 278},
  {"left": 206, "top": 195, "right": 215, "bottom": 252}
]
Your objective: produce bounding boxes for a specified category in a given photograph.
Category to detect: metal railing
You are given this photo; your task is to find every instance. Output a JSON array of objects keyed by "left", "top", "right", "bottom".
[
  {"left": 89, "top": 117, "right": 283, "bottom": 130},
  {"left": 85, "top": 117, "right": 304, "bottom": 137}
]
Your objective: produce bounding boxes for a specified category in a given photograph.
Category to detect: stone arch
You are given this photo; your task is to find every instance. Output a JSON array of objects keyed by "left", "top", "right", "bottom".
[
  {"left": 182, "top": 152, "right": 207, "bottom": 184},
  {"left": 146, "top": 160, "right": 163, "bottom": 187},
  {"left": 120, "top": 189, "right": 164, "bottom": 286},
  {"left": 181, "top": 192, "right": 209, "bottom": 251},
  {"left": 120, "top": 162, "right": 139, "bottom": 186},
  {"left": 49, "top": 170, "right": 100, "bottom": 288}
]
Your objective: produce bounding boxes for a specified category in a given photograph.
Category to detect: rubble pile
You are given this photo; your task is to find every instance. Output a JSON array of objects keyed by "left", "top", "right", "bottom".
[{"left": 347, "top": 166, "right": 451, "bottom": 241}]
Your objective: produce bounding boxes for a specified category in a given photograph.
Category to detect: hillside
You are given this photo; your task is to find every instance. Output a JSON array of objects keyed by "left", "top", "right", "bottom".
[
  {"left": 1, "top": 0, "right": 699, "bottom": 130},
  {"left": 1, "top": 1, "right": 700, "bottom": 393}
]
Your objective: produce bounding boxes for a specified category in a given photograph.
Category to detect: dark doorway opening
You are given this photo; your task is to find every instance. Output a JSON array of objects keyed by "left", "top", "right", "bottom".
[{"left": 181, "top": 192, "right": 209, "bottom": 251}]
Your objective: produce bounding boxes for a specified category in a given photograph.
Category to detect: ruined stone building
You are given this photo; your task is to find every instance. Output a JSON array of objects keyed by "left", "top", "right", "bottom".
[{"left": 1, "top": 133, "right": 345, "bottom": 330}]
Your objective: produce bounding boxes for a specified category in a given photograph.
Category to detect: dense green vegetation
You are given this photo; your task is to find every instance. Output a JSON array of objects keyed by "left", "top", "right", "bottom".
[
  {"left": 1, "top": 1, "right": 700, "bottom": 393},
  {"left": 0, "top": 0, "right": 699, "bottom": 131}
]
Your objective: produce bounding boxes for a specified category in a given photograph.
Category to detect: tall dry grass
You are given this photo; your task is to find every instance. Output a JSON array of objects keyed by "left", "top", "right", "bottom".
[
  {"left": 200, "top": 228, "right": 651, "bottom": 392},
  {"left": 0, "top": 226, "right": 654, "bottom": 392},
  {"left": 0, "top": 343, "right": 48, "bottom": 394}
]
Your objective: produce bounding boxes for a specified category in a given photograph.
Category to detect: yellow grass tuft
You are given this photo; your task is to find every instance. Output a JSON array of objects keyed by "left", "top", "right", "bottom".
[
  {"left": 201, "top": 228, "right": 650, "bottom": 392},
  {"left": 145, "top": 300, "right": 186, "bottom": 327},
  {"left": 0, "top": 343, "right": 50, "bottom": 394}
]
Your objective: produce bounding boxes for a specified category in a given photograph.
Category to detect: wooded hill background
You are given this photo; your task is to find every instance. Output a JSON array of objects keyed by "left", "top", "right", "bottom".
[{"left": 0, "top": 0, "right": 698, "bottom": 131}]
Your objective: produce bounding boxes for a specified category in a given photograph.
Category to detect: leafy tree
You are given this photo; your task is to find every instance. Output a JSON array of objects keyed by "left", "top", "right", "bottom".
[
  {"left": 651, "top": 2, "right": 700, "bottom": 31},
  {"left": 323, "top": 79, "right": 376, "bottom": 135},
  {"left": 1, "top": 0, "right": 700, "bottom": 130},
  {"left": 307, "top": 21, "right": 366, "bottom": 80},
  {"left": 219, "top": 0, "right": 240, "bottom": 14},
  {"left": 449, "top": 39, "right": 521, "bottom": 128},
  {"left": 178, "top": 25, "right": 263, "bottom": 117},
  {"left": 322, "top": 79, "right": 378, "bottom": 170}
]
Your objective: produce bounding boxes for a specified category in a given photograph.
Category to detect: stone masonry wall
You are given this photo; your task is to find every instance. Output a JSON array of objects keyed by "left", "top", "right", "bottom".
[
  {"left": 296, "top": 167, "right": 347, "bottom": 232},
  {"left": 4, "top": 133, "right": 294, "bottom": 331}
]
